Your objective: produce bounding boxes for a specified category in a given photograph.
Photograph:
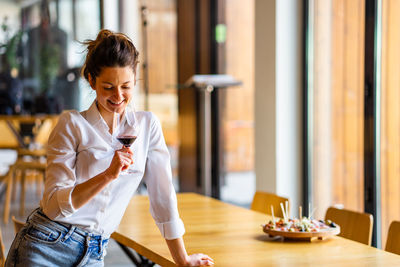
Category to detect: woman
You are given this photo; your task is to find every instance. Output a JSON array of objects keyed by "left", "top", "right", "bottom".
[{"left": 5, "top": 29, "right": 213, "bottom": 267}]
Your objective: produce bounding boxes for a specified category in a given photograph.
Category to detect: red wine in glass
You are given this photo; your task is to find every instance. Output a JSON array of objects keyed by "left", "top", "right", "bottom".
[
  {"left": 117, "top": 135, "right": 137, "bottom": 147},
  {"left": 114, "top": 108, "right": 140, "bottom": 175}
]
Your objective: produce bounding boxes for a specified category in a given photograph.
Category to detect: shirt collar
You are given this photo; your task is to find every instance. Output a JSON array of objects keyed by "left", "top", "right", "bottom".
[
  {"left": 85, "top": 100, "right": 136, "bottom": 128},
  {"left": 125, "top": 108, "right": 134, "bottom": 127},
  {"left": 85, "top": 101, "right": 104, "bottom": 126}
]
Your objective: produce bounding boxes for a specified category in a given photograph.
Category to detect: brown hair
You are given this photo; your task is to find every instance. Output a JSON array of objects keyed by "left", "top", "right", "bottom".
[{"left": 81, "top": 29, "right": 139, "bottom": 84}]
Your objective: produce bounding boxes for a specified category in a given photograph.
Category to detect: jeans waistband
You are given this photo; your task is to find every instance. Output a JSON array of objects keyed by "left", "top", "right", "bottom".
[{"left": 28, "top": 208, "right": 107, "bottom": 243}]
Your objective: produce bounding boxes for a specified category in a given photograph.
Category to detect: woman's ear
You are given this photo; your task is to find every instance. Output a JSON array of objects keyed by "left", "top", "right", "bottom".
[{"left": 88, "top": 74, "right": 96, "bottom": 90}]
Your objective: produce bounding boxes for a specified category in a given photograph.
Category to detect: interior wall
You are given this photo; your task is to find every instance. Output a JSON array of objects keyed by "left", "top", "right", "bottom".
[
  {"left": 255, "top": 0, "right": 302, "bottom": 216},
  {"left": 102, "top": 0, "right": 119, "bottom": 31},
  {"left": 255, "top": 0, "right": 277, "bottom": 194},
  {"left": 276, "top": 0, "right": 303, "bottom": 216}
]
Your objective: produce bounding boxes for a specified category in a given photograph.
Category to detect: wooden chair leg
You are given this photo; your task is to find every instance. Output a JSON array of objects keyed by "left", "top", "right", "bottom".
[
  {"left": 11, "top": 169, "right": 20, "bottom": 202},
  {"left": 19, "top": 169, "right": 26, "bottom": 216},
  {"left": 3, "top": 166, "right": 15, "bottom": 224}
]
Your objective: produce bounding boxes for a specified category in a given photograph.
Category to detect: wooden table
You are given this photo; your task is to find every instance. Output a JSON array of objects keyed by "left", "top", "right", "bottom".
[
  {"left": 0, "top": 114, "right": 58, "bottom": 148},
  {"left": 112, "top": 193, "right": 400, "bottom": 266}
]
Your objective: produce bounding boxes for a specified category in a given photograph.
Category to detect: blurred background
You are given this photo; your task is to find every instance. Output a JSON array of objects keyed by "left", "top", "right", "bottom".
[{"left": 0, "top": 0, "right": 256, "bottom": 207}]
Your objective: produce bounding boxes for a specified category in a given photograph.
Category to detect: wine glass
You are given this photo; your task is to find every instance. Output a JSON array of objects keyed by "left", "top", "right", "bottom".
[{"left": 113, "top": 106, "right": 140, "bottom": 175}]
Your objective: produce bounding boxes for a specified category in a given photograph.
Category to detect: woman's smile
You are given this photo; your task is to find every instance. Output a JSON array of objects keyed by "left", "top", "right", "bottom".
[{"left": 107, "top": 99, "right": 125, "bottom": 106}]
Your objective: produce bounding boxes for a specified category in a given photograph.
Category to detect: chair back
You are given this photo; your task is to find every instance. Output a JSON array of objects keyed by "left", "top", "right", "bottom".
[
  {"left": 0, "top": 121, "right": 18, "bottom": 148},
  {"left": 0, "top": 227, "right": 6, "bottom": 267},
  {"left": 250, "top": 191, "right": 289, "bottom": 218},
  {"left": 325, "top": 207, "right": 373, "bottom": 245},
  {"left": 34, "top": 117, "right": 58, "bottom": 146},
  {"left": 385, "top": 221, "right": 400, "bottom": 255},
  {"left": 11, "top": 216, "right": 25, "bottom": 234}
]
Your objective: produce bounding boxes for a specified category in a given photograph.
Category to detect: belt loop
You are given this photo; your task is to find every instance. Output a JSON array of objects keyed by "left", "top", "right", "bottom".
[
  {"left": 99, "top": 236, "right": 103, "bottom": 254},
  {"left": 85, "top": 234, "right": 90, "bottom": 248},
  {"left": 62, "top": 225, "right": 76, "bottom": 242},
  {"left": 26, "top": 207, "right": 40, "bottom": 222}
]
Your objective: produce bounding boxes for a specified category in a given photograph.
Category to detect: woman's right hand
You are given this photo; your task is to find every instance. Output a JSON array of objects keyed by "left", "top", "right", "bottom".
[
  {"left": 182, "top": 254, "right": 214, "bottom": 266},
  {"left": 104, "top": 147, "right": 133, "bottom": 179}
]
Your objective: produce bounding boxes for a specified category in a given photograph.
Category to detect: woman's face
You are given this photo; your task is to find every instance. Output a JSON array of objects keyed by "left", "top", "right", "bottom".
[{"left": 90, "top": 66, "right": 135, "bottom": 116}]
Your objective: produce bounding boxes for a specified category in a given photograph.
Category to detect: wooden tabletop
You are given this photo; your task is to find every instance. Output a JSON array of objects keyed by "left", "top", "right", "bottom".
[
  {"left": 0, "top": 114, "right": 58, "bottom": 148},
  {"left": 0, "top": 114, "right": 58, "bottom": 123},
  {"left": 112, "top": 193, "right": 400, "bottom": 266}
]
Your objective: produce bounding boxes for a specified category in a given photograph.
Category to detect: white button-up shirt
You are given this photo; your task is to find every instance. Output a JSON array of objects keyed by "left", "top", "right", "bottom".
[{"left": 40, "top": 101, "right": 185, "bottom": 239}]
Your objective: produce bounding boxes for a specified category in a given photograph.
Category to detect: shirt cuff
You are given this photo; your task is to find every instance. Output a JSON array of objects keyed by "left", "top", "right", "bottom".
[
  {"left": 155, "top": 218, "right": 185, "bottom": 240},
  {"left": 56, "top": 187, "right": 77, "bottom": 217}
]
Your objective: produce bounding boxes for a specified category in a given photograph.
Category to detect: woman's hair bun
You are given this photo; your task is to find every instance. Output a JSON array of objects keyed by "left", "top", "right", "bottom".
[{"left": 81, "top": 29, "right": 139, "bottom": 84}]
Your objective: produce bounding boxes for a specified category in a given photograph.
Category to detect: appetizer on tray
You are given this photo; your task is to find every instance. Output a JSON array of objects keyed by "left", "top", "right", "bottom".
[{"left": 262, "top": 202, "right": 340, "bottom": 240}]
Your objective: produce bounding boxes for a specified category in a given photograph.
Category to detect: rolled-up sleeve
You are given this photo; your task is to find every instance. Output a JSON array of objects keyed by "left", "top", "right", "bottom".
[
  {"left": 144, "top": 114, "right": 185, "bottom": 240},
  {"left": 41, "top": 111, "right": 79, "bottom": 219}
]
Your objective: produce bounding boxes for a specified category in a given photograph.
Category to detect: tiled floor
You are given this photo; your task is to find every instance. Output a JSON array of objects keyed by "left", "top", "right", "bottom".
[{"left": 0, "top": 149, "right": 254, "bottom": 266}]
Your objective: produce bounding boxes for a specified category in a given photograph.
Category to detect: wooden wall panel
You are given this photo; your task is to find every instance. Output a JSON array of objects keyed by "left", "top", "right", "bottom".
[
  {"left": 314, "top": 0, "right": 400, "bottom": 246},
  {"left": 331, "top": 0, "right": 345, "bottom": 215},
  {"left": 336, "top": 0, "right": 364, "bottom": 211},
  {"left": 177, "top": 0, "right": 198, "bottom": 192},
  {"left": 224, "top": 0, "right": 255, "bottom": 172},
  {"left": 146, "top": 0, "right": 177, "bottom": 95},
  {"left": 381, "top": 0, "right": 400, "bottom": 248},
  {"left": 143, "top": 0, "right": 179, "bottom": 181},
  {"left": 312, "top": 0, "right": 364, "bottom": 219}
]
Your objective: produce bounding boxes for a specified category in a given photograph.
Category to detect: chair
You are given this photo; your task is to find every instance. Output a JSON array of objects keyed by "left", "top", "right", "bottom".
[
  {"left": 250, "top": 191, "right": 289, "bottom": 218},
  {"left": 385, "top": 221, "right": 400, "bottom": 255},
  {"left": 325, "top": 207, "right": 373, "bottom": 245},
  {"left": 2, "top": 159, "right": 46, "bottom": 224},
  {"left": 0, "top": 120, "right": 19, "bottom": 149},
  {"left": 11, "top": 216, "right": 25, "bottom": 234},
  {"left": 11, "top": 118, "right": 56, "bottom": 215},
  {"left": 14, "top": 149, "right": 46, "bottom": 201},
  {"left": 13, "top": 159, "right": 46, "bottom": 217},
  {"left": 1, "top": 166, "right": 15, "bottom": 224},
  {"left": 0, "top": 227, "right": 5, "bottom": 267}
]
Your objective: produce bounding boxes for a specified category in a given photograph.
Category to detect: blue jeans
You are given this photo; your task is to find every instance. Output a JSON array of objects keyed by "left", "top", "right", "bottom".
[{"left": 5, "top": 208, "right": 109, "bottom": 267}]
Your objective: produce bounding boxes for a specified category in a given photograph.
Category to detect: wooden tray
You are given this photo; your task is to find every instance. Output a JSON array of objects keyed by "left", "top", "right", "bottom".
[{"left": 263, "top": 225, "right": 340, "bottom": 241}]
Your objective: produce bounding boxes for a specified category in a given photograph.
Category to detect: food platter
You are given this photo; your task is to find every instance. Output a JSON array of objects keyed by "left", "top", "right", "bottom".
[
  {"left": 262, "top": 202, "right": 340, "bottom": 241},
  {"left": 263, "top": 223, "right": 340, "bottom": 241}
]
